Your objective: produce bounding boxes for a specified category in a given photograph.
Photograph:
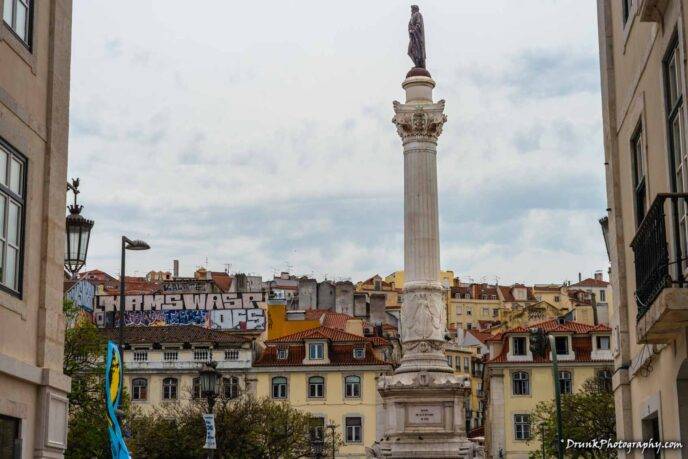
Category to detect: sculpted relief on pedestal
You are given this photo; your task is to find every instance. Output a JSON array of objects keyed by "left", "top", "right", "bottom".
[{"left": 402, "top": 290, "right": 446, "bottom": 343}]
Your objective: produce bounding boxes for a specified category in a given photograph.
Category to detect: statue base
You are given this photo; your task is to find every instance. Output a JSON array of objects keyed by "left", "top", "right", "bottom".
[
  {"left": 406, "top": 67, "right": 432, "bottom": 78},
  {"left": 369, "top": 371, "right": 475, "bottom": 458}
]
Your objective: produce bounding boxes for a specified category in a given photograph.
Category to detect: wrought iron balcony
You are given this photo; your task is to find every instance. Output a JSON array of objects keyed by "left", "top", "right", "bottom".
[{"left": 631, "top": 193, "right": 688, "bottom": 343}]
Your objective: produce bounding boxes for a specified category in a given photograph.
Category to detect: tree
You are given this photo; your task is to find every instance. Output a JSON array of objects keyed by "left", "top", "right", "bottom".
[
  {"left": 528, "top": 375, "right": 616, "bottom": 458},
  {"left": 128, "top": 396, "right": 342, "bottom": 459},
  {"left": 63, "top": 300, "right": 130, "bottom": 459}
]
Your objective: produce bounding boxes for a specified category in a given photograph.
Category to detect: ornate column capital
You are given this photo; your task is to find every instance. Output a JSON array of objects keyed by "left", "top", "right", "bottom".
[{"left": 392, "top": 100, "right": 447, "bottom": 143}]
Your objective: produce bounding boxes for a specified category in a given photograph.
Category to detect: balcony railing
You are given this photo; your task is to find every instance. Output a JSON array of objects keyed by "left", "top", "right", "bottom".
[{"left": 631, "top": 193, "right": 688, "bottom": 321}]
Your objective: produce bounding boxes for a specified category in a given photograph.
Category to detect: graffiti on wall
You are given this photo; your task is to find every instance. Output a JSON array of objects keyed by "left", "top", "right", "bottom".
[
  {"left": 209, "top": 309, "right": 265, "bottom": 331},
  {"left": 97, "top": 308, "right": 265, "bottom": 331},
  {"left": 96, "top": 292, "right": 267, "bottom": 312}
]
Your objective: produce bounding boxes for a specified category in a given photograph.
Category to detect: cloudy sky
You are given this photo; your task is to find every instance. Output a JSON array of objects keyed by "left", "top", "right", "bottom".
[{"left": 68, "top": 0, "right": 607, "bottom": 285}]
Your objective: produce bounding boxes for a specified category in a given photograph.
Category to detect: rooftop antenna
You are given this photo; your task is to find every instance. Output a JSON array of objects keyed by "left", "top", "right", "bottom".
[
  {"left": 224, "top": 263, "right": 232, "bottom": 274},
  {"left": 494, "top": 275, "right": 500, "bottom": 286}
]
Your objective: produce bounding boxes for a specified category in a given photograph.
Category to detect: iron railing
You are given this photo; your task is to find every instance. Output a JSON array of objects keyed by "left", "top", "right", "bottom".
[{"left": 631, "top": 193, "right": 688, "bottom": 321}]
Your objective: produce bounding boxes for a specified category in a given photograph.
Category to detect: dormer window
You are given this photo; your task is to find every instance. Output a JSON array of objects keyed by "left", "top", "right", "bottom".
[
  {"left": 353, "top": 347, "right": 365, "bottom": 359},
  {"left": 277, "top": 348, "right": 289, "bottom": 360},
  {"left": 465, "top": 293, "right": 471, "bottom": 299},
  {"left": 596, "top": 336, "right": 610, "bottom": 350},
  {"left": 308, "top": 342, "right": 324, "bottom": 360},
  {"left": 512, "top": 337, "right": 527, "bottom": 356},
  {"left": 554, "top": 336, "right": 569, "bottom": 355}
]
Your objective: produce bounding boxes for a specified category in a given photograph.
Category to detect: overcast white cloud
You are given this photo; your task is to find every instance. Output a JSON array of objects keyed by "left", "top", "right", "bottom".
[{"left": 68, "top": 0, "right": 607, "bottom": 284}]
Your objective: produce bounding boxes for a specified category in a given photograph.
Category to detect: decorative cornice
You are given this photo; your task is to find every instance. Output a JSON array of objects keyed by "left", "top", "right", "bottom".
[{"left": 392, "top": 100, "right": 447, "bottom": 142}]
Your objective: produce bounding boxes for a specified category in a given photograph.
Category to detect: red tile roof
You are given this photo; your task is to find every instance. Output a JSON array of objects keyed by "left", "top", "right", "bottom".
[
  {"left": 265, "top": 326, "right": 369, "bottom": 344},
  {"left": 367, "top": 336, "right": 391, "bottom": 347},
  {"left": 210, "top": 272, "right": 233, "bottom": 293},
  {"left": 467, "top": 329, "right": 495, "bottom": 344},
  {"left": 100, "top": 325, "right": 249, "bottom": 345},
  {"left": 571, "top": 277, "right": 609, "bottom": 288},
  {"left": 255, "top": 343, "right": 389, "bottom": 367},
  {"left": 500, "top": 318, "right": 611, "bottom": 336},
  {"left": 322, "top": 312, "right": 358, "bottom": 330}
]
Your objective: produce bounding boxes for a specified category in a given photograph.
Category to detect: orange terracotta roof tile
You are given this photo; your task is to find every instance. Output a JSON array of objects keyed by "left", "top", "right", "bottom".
[{"left": 265, "top": 326, "right": 369, "bottom": 344}]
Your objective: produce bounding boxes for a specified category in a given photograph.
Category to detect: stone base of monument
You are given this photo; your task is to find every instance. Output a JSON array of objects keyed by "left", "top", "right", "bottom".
[{"left": 370, "top": 371, "right": 476, "bottom": 458}]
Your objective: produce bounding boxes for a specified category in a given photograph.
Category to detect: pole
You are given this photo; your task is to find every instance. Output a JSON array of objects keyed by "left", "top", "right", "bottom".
[
  {"left": 548, "top": 335, "right": 564, "bottom": 459},
  {"left": 118, "top": 236, "right": 126, "bottom": 351},
  {"left": 207, "top": 395, "right": 216, "bottom": 459},
  {"left": 541, "top": 423, "right": 545, "bottom": 459}
]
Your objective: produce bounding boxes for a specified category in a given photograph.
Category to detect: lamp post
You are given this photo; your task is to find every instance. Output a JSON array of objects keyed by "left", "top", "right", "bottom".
[
  {"left": 199, "top": 361, "right": 220, "bottom": 459},
  {"left": 118, "top": 236, "right": 150, "bottom": 351},
  {"left": 64, "top": 178, "right": 94, "bottom": 278},
  {"left": 325, "top": 420, "right": 337, "bottom": 459}
]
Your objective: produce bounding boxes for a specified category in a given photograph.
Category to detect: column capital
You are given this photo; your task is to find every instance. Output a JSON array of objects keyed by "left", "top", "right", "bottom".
[{"left": 392, "top": 100, "right": 447, "bottom": 143}]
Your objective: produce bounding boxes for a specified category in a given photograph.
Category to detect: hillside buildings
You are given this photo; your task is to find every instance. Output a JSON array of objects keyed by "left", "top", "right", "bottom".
[
  {"left": 0, "top": 1, "right": 73, "bottom": 457},
  {"left": 597, "top": 0, "right": 688, "bottom": 454}
]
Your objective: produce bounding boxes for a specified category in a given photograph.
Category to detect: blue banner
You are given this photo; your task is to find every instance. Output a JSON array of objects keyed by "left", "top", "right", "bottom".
[{"left": 104, "top": 341, "right": 131, "bottom": 459}]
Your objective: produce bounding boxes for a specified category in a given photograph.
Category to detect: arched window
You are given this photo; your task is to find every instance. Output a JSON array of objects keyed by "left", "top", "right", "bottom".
[
  {"left": 223, "top": 376, "right": 239, "bottom": 399},
  {"left": 272, "top": 377, "right": 287, "bottom": 399},
  {"left": 192, "top": 377, "right": 200, "bottom": 399},
  {"left": 132, "top": 378, "right": 147, "bottom": 401},
  {"left": 308, "top": 376, "right": 325, "bottom": 398},
  {"left": 162, "top": 377, "right": 178, "bottom": 400},
  {"left": 345, "top": 375, "right": 361, "bottom": 398},
  {"left": 512, "top": 371, "right": 529, "bottom": 395},
  {"left": 558, "top": 370, "right": 572, "bottom": 395}
]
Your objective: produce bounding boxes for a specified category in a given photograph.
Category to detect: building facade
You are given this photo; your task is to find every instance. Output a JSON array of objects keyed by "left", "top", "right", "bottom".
[
  {"left": 597, "top": 0, "right": 688, "bottom": 455},
  {"left": 0, "top": 1, "right": 73, "bottom": 457},
  {"left": 484, "top": 319, "right": 613, "bottom": 458}
]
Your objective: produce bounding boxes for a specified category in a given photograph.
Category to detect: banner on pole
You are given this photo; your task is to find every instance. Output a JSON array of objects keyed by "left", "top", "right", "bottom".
[{"left": 203, "top": 413, "right": 217, "bottom": 449}]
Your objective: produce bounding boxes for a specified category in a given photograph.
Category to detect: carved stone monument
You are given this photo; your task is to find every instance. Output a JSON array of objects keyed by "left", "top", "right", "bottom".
[{"left": 369, "top": 6, "right": 473, "bottom": 458}]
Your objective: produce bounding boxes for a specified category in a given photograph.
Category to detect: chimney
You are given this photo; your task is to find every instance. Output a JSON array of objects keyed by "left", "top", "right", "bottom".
[
  {"left": 578, "top": 272, "right": 582, "bottom": 283},
  {"left": 594, "top": 270, "right": 603, "bottom": 281},
  {"left": 173, "top": 259, "right": 179, "bottom": 278}
]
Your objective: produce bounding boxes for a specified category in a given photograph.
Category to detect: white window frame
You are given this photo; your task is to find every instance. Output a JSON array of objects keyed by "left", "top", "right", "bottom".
[
  {"left": 345, "top": 416, "right": 363, "bottom": 443},
  {"left": 308, "top": 342, "right": 325, "bottom": 360},
  {"left": 0, "top": 140, "right": 26, "bottom": 296}
]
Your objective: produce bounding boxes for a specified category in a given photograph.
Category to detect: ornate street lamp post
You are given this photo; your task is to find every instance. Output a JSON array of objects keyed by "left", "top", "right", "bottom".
[
  {"left": 199, "top": 361, "right": 221, "bottom": 459},
  {"left": 64, "top": 178, "right": 94, "bottom": 278}
]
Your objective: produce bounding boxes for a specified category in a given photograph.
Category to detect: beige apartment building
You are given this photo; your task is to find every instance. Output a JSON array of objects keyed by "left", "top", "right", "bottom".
[
  {"left": 0, "top": 0, "right": 73, "bottom": 457},
  {"left": 598, "top": 0, "right": 688, "bottom": 455}
]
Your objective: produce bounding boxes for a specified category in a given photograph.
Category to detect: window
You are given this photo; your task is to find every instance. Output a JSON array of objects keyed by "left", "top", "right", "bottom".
[
  {"left": 308, "top": 376, "right": 324, "bottom": 398},
  {"left": 446, "top": 355, "right": 453, "bottom": 367},
  {"left": 455, "top": 357, "right": 461, "bottom": 370},
  {"left": 310, "top": 417, "right": 324, "bottom": 442},
  {"left": 133, "top": 350, "right": 148, "bottom": 362},
  {"left": 465, "top": 293, "right": 471, "bottom": 299},
  {"left": 0, "top": 415, "right": 21, "bottom": 458},
  {"left": 193, "top": 349, "right": 211, "bottom": 361},
  {"left": 599, "top": 289, "right": 606, "bottom": 302},
  {"left": 132, "top": 378, "right": 148, "bottom": 401},
  {"left": 456, "top": 306, "right": 462, "bottom": 315},
  {"left": 512, "top": 337, "right": 527, "bottom": 356},
  {"left": 277, "top": 348, "right": 288, "bottom": 360},
  {"left": 192, "top": 377, "right": 200, "bottom": 399},
  {"left": 466, "top": 307, "right": 472, "bottom": 316},
  {"left": 597, "top": 336, "right": 611, "bottom": 350},
  {"left": 482, "top": 307, "right": 489, "bottom": 316},
  {"left": 555, "top": 336, "right": 569, "bottom": 355},
  {"left": 272, "top": 377, "right": 287, "bottom": 399},
  {"left": 308, "top": 343, "right": 324, "bottom": 360},
  {"left": 353, "top": 347, "right": 365, "bottom": 359},
  {"left": 466, "top": 323, "right": 472, "bottom": 330},
  {"left": 223, "top": 376, "right": 239, "bottom": 399},
  {"left": 345, "top": 417, "right": 362, "bottom": 443},
  {"left": 481, "top": 294, "right": 487, "bottom": 300},
  {"left": 345, "top": 375, "right": 361, "bottom": 398},
  {"left": 492, "top": 308, "right": 498, "bottom": 317},
  {"left": 622, "top": 0, "right": 631, "bottom": 24},
  {"left": 2, "top": 0, "right": 32, "bottom": 47},
  {"left": 0, "top": 141, "right": 25, "bottom": 294},
  {"left": 559, "top": 370, "right": 572, "bottom": 395},
  {"left": 163, "top": 351, "right": 178, "bottom": 361},
  {"left": 514, "top": 414, "right": 531, "bottom": 440},
  {"left": 463, "top": 357, "right": 470, "bottom": 373},
  {"left": 225, "top": 349, "right": 239, "bottom": 360},
  {"left": 598, "top": 369, "right": 613, "bottom": 391},
  {"left": 630, "top": 125, "right": 647, "bottom": 227},
  {"left": 512, "top": 371, "right": 529, "bottom": 395},
  {"left": 554, "top": 295, "right": 560, "bottom": 302},
  {"left": 162, "top": 377, "right": 178, "bottom": 400}
]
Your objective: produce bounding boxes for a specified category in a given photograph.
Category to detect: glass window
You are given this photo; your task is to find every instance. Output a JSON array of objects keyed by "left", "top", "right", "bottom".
[
  {"left": 631, "top": 126, "right": 647, "bottom": 227},
  {"left": 555, "top": 337, "right": 569, "bottom": 355},
  {"left": 132, "top": 378, "right": 147, "bottom": 401},
  {"left": 514, "top": 414, "right": 531, "bottom": 440},
  {"left": 463, "top": 357, "right": 470, "bottom": 373},
  {"left": 310, "top": 417, "right": 324, "bottom": 442},
  {"left": 309, "top": 343, "right": 324, "bottom": 360},
  {"left": 0, "top": 414, "right": 21, "bottom": 458},
  {"left": 2, "top": 0, "right": 32, "bottom": 47},
  {"left": 597, "top": 336, "right": 611, "bottom": 350},
  {"left": 223, "top": 376, "right": 239, "bottom": 399},
  {"left": 446, "top": 355, "right": 452, "bottom": 367},
  {"left": 622, "top": 0, "right": 630, "bottom": 25},
  {"left": 599, "top": 289, "right": 606, "bottom": 302},
  {"left": 272, "top": 377, "right": 287, "bottom": 399},
  {"left": 0, "top": 142, "right": 25, "bottom": 294},
  {"left": 598, "top": 369, "right": 613, "bottom": 391},
  {"left": 512, "top": 371, "right": 529, "bottom": 395},
  {"left": 345, "top": 417, "right": 362, "bottom": 443},
  {"left": 353, "top": 347, "right": 365, "bottom": 359},
  {"left": 162, "top": 377, "right": 178, "bottom": 400},
  {"left": 308, "top": 376, "right": 324, "bottom": 398},
  {"left": 345, "top": 375, "right": 361, "bottom": 398},
  {"left": 559, "top": 370, "right": 572, "bottom": 395},
  {"left": 192, "top": 377, "right": 200, "bottom": 399},
  {"left": 277, "top": 348, "right": 288, "bottom": 360},
  {"left": 512, "top": 337, "right": 527, "bottom": 356}
]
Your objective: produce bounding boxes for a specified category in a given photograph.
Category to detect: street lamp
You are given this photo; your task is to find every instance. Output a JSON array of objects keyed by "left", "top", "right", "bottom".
[
  {"left": 118, "top": 236, "right": 150, "bottom": 351},
  {"left": 325, "top": 420, "right": 337, "bottom": 459},
  {"left": 64, "top": 178, "right": 94, "bottom": 278},
  {"left": 199, "top": 361, "right": 221, "bottom": 459}
]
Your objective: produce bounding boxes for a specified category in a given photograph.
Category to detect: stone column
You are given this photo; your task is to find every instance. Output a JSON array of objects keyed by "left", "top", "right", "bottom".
[{"left": 392, "top": 69, "right": 449, "bottom": 374}]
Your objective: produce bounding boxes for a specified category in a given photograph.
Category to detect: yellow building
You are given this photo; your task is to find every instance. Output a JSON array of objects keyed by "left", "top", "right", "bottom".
[
  {"left": 445, "top": 339, "right": 486, "bottom": 432},
  {"left": 266, "top": 302, "right": 321, "bottom": 340},
  {"left": 253, "top": 326, "right": 393, "bottom": 458},
  {"left": 356, "top": 274, "right": 401, "bottom": 308},
  {"left": 484, "top": 319, "right": 613, "bottom": 458},
  {"left": 449, "top": 283, "right": 504, "bottom": 330}
]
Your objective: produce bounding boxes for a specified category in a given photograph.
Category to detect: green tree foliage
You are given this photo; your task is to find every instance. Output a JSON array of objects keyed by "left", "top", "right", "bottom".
[
  {"left": 129, "top": 396, "right": 342, "bottom": 459},
  {"left": 528, "top": 375, "right": 616, "bottom": 459}
]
